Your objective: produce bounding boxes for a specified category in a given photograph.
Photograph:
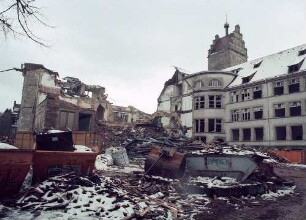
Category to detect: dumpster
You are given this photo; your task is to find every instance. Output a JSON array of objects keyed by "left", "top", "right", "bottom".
[
  {"left": 185, "top": 154, "right": 259, "bottom": 181},
  {"left": 145, "top": 145, "right": 186, "bottom": 179},
  {"left": 33, "top": 150, "right": 97, "bottom": 182},
  {"left": 35, "top": 130, "right": 74, "bottom": 151},
  {"left": 0, "top": 149, "right": 33, "bottom": 198}
]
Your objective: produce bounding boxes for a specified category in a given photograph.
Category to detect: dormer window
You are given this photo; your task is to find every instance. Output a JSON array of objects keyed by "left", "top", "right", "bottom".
[
  {"left": 288, "top": 57, "right": 305, "bottom": 73},
  {"left": 231, "top": 68, "right": 242, "bottom": 74},
  {"left": 298, "top": 48, "right": 306, "bottom": 56},
  {"left": 242, "top": 72, "right": 256, "bottom": 84},
  {"left": 194, "top": 81, "right": 204, "bottom": 89},
  {"left": 253, "top": 60, "right": 262, "bottom": 68},
  {"left": 209, "top": 79, "right": 221, "bottom": 87}
]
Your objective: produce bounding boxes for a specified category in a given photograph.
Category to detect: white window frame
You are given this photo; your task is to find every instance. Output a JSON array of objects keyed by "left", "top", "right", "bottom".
[
  {"left": 209, "top": 79, "right": 221, "bottom": 87},
  {"left": 242, "top": 108, "right": 251, "bottom": 121},
  {"left": 254, "top": 106, "right": 263, "bottom": 112},
  {"left": 290, "top": 101, "right": 301, "bottom": 107},
  {"left": 231, "top": 109, "right": 240, "bottom": 122},
  {"left": 194, "top": 96, "right": 205, "bottom": 109},
  {"left": 230, "top": 91, "right": 239, "bottom": 103},
  {"left": 252, "top": 86, "right": 262, "bottom": 91},
  {"left": 274, "top": 103, "right": 285, "bottom": 109},
  {"left": 289, "top": 78, "right": 299, "bottom": 85},
  {"left": 195, "top": 81, "right": 204, "bottom": 89},
  {"left": 275, "top": 81, "right": 283, "bottom": 87},
  {"left": 241, "top": 89, "right": 251, "bottom": 101},
  {"left": 209, "top": 95, "right": 222, "bottom": 108}
]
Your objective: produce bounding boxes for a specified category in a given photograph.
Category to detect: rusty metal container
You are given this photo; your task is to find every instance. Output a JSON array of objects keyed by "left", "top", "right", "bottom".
[
  {"left": 33, "top": 150, "right": 97, "bottom": 182},
  {"left": 0, "top": 149, "right": 33, "bottom": 198},
  {"left": 274, "top": 150, "right": 305, "bottom": 164},
  {"left": 144, "top": 145, "right": 186, "bottom": 179}
]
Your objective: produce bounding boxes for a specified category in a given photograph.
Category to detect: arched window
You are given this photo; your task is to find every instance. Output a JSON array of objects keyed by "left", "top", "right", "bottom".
[
  {"left": 209, "top": 79, "right": 221, "bottom": 87},
  {"left": 194, "top": 81, "right": 204, "bottom": 89}
]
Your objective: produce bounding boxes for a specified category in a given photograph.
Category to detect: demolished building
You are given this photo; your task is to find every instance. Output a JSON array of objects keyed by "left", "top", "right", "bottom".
[
  {"left": 17, "top": 63, "right": 151, "bottom": 133},
  {"left": 112, "top": 105, "right": 151, "bottom": 125},
  {"left": 18, "top": 63, "right": 113, "bottom": 132}
]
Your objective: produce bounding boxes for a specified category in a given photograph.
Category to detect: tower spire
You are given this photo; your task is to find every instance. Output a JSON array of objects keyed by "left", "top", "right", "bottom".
[{"left": 224, "top": 15, "right": 229, "bottom": 36}]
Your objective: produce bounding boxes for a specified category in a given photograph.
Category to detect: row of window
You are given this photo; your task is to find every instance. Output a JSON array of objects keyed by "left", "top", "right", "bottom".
[
  {"left": 231, "top": 101, "right": 302, "bottom": 122},
  {"left": 274, "top": 101, "right": 301, "bottom": 117},
  {"left": 232, "top": 127, "right": 264, "bottom": 141},
  {"left": 230, "top": 86, "right": 262, "bottom": 103},
  {"left": 194, "top": 95, "right": 222, "bottom": 109},
  {"left": 194, "top": 79, "right": 222, "bottom": 89},
  {"left": 274, "top": 78, "right": 300, "bottom": 95},
  {"left": 230, "top": 77, "right": 302, "bottom": 103},
  {"left": 231, "top": 107, "right": 263, "bottom": 121},
  {"left": 194, "top": 118, "right": 222, "bottom": 133},
  {"left": 231, "top": 125, "right": 303, "bottom": 141},
  {"left": 275, "top": 125, "right": 303, "bottom": 140}
]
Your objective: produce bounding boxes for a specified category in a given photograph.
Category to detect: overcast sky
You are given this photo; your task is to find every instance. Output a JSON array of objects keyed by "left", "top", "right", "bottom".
[{"left": 0, "top": 0, "right": 305, "bottom": 113}]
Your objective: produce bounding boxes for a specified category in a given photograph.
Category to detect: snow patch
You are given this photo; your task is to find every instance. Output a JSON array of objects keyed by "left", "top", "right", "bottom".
[
  {"left": 0, "top": 143, "right": 18, "bottom": 149},
  {"left": 73, "top": 145, "right": 93, "bottom": 152}
]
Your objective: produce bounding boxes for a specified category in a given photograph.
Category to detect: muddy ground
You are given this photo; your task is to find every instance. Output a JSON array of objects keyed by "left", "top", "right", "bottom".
[{"left": 196, "top": 164, "right": 306, "bottom": 220}]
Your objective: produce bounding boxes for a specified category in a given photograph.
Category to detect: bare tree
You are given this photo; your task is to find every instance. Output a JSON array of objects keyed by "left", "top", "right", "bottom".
[{"left": 0, "top": 0, "right": 52, "bottom": 46}]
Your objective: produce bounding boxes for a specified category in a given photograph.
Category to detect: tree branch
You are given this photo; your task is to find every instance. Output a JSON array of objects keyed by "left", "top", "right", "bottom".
[{"left": 1, "top": 0, "right": 52, "bottom": 47}]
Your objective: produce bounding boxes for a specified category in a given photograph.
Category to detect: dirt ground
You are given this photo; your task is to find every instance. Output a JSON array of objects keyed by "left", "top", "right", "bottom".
[{"left": 196, "top": 164, "right": 306, "bottom": 220}]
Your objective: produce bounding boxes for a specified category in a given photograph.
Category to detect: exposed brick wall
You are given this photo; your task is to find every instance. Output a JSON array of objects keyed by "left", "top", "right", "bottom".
[{"left": 44, "top": 94, "right": 60, "bottom": 129}]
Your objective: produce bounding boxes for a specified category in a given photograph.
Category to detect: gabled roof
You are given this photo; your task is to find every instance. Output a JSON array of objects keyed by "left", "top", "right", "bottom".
[{"left": 224, "top": 44, "right": 306, "bottom": 87}]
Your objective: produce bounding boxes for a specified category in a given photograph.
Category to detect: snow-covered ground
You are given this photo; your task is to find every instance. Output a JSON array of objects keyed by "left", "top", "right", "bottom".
[
  {"left": 73, "top": 145, "right": 93, "bottom": 152},
  {"left": 261, "top": 185, "right": 296, "bottom": 200},
  {"left": 95, "top": 154, "right": 143, "bottom": 174},
  {"left": 0, "top": 147, "right": 300, "bottom": 220},
  {"left": 283, "top": 163, "right": 306, "bottom": 169},
  {"left": 0, "top": 143, "right": 18, "bottom": 149}
]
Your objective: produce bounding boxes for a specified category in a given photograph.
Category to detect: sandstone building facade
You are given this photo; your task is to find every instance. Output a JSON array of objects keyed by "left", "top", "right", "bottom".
[{"left": 157, "top": 24, "right": 306, "bottom": 150}]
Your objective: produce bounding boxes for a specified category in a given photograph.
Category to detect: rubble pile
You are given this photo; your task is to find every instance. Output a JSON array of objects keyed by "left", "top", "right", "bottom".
[
  {"left": 4, "top": 166, "right": 296, "bottom": 219},
  {"left": 97, "top": 123, "right": 166, "bottom": 148},
  {"left": 0, "top": 146, "right": 297, "bottom": 220},
  {"left": 96, "top": 123, "right": 190, "bottom": 158},
  {"left": 13, "top": 172, "right": 213, "bottom": 219}
]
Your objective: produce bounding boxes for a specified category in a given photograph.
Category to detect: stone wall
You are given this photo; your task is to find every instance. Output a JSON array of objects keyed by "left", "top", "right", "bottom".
[
  {"left": 207, "top": 25, "right": 247, "bottom": 70},
  {"left": 18, "top": 71, "right": 40, "bottom": 131}
]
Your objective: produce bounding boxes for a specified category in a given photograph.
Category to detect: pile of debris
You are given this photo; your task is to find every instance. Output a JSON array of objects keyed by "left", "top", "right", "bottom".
[
  {"left": 1, "top": 162, "right": 296, "bottom": 220},
  {"left": 96, "top": 123, "right": 173, "bottom": 157},
  {"left": 10, "top": 172, "right": 213, "bottom": 219}
]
